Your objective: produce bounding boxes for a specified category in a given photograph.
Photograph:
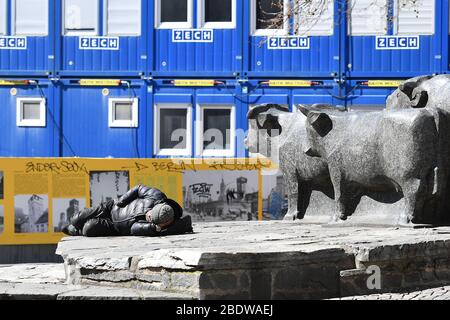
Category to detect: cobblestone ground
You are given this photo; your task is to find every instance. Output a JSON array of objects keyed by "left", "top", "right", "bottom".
[{"left": 340, "top": 287, "right": 450, "bottom": 300}]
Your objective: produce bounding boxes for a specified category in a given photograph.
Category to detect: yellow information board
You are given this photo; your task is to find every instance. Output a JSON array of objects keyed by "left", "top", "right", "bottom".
[
  {"left": 173, "top": 80, "right": 216, "bottom": 87},
  {"left": 268, "top": 80, "right": 312, "bottom": 87},
  {"left": 367, "top": 80, "right": 404, "bottom": 88},
  {"left": 78, "top": 79, "right": 122, "bottom": 86},
  {"left": 0, "top": 158, "right": 273, "bottom": 245}
]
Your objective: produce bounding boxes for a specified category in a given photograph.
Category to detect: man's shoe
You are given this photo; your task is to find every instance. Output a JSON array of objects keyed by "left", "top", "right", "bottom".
[{"left": 62, "top": 224, "right": 81, "bottom": 236}]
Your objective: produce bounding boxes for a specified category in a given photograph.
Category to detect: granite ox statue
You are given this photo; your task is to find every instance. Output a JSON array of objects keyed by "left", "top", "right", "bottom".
[
  {"left": 246, "top": 104, "right": 337, "bottom": 220},
  {"left": 299, "top": 106, "right": 439, "bottom": 225}
]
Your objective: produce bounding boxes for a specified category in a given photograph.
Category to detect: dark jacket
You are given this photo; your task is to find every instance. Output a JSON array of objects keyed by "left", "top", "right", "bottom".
[{"left": 111, "top": 184, "right": 182, "bottom": 235}]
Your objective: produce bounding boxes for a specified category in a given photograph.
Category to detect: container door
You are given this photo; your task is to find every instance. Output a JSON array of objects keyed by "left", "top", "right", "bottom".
[
  {"left": 60, "top": 81, "right": 147, "bottom": 158},
  {"left": 57, "top": 0, "right": 146, "bottom": 76},
  {"left": 0, "top": 81, "right": 56, "bottom": 157},
  {"left": 0, "top": 0, "right": 53, "bottom": 76},
  {"left": 153, "top": 0, "right": 243, "bottom": 77},
  {"left": 244, "top": 0, "right": 340, "bottom": 78},
  {"left": 346, "top": 0, "right": 442, "bottom": 78}
]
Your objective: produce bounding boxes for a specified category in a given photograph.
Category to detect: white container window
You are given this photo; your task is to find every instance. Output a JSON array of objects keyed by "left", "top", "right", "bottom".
[
  {"left": 295, "top": 0, "right": 334, "bottom": 36},
  {"left": 64, "top": 0, "right": 99, "bottom": 36},
  {"left": 395, "top": 0, "right": 435, "bottom": 35},
  {"left": 17, "top": 98, "right": 46, "bottom": 127},
  {"left": 156, "top": 0, "right": 193, "bottom": 29},
  {"left": 200, "top": 0, "right": 236, "bottom": 29},
  {"left": 0, "top": 0, "right": 6, "bottom": 35},
  {"left": 349, "top": 0, "right": 388, "bottom": 36},
  {"left": 105, "top": 0, "right": 141, "bottom": 36},
  {"left": 197, "top": 105, "right": 236, "bottom": 157},
  {"left": 252, "top": 0, "right": 289, "bottom": 36},
  {"left": 108, "top": 98, "right": 139, "bottom": 128},
  {"left": 13, "top": 0, "right": 48, "bottom": 36},
  {"left": 154, "top": 104, "right": 192, "bottom": 157}
]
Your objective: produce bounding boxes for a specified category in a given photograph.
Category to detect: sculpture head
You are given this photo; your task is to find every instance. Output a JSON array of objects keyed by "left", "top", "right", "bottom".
[
  {"left": 245, "top": 104, "right": 290, "bottom": 156},
  {"left": 298, "top": 105, "right": 334, "bottom": 158}
]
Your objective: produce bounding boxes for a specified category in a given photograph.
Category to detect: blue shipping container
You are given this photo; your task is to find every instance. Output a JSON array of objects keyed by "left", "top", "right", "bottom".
[
  {"left": 152, "top": 0, "right": 243, "bottom": 77},
  {"left": 0, "top": 79, "right": 57, "bottom": 157},
  {"left": 151, "top": 80, "right": 246, "bottom": 158},
  {"left": 56, "top": 79, "right": 150, "bottom": 157},
  {"left": 0, "top": 0, "right": 55, "bottom": 77},
  {"left": 243, "top": 0, "right": 341, "bottom": 79},
  {"left": 55, "top": 0, "right": 148, "bottom": 77},
  {"left": 346, "top": 0, "right": 445, "bottom": 78}
]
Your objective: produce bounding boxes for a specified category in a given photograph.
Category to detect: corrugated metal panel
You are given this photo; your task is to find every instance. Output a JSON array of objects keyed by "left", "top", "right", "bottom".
[
  {"left": 58, "top": 80, "right": 149, "bottom": 157},
  {"left": 56, "top": 0, "right": 148, "bottom": 76},
  {"left": 152, "top": 81, "right": 245, "bottom": 157},
  {"left": 0, "top": 80, "right": 57, "bottom": 157},
  {"left": 154, "top": 29, "right": 242, "bottom": 76},
  {"left": 244, "top": 0, "right": 340, "bottom": 78},
  {"left": 246, "top": 80, "right": 341, "bottom": 109},
  {"left": 345, "top": 80, "right": 397, "bottom": 111},
  {"left": 0, "top": 0, "right": 54, "bottom": 76},
  {"left": 347, "top": 0, "right": 443, "bottom": 77}
]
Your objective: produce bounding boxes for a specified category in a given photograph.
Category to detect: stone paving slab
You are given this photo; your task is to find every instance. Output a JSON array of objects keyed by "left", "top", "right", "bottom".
[
  {"left": 337, "top": 286, "right": 450, "bottom": 300},
  {"left": 57, "top": 221, "right": 450, "bottom": 268},
  {"left": 0, "top": 264, "right": 66, "bottom": 284},
  {"left": 54, "top": 221, "right": 450, "bottom": 299}
]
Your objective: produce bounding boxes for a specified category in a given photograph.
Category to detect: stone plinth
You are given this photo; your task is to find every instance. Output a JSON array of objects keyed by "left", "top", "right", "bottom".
[{"left": 55, "top": 221, "right": 450, "bottom": 300}]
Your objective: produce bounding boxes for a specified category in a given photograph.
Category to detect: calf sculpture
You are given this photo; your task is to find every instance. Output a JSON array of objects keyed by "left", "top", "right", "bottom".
[
  {"left": 246, "top": 104, "right": 341, "bottom": 220},
  {"left": 299, "top": 106, "right": 439, "bottom": 225}
]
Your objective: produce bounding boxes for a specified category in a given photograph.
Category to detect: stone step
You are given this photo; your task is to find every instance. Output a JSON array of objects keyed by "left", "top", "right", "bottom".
[{"left": 0, "top": 282, "right": 194, "bottom": 300}]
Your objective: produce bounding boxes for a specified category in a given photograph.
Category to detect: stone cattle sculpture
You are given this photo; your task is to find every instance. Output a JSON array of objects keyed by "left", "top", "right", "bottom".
[
  {"left": 299, "top": 106, "right": 439, "bottom": 225},
  {"left": 246, "top": 104, "right": 341, "bottom": 220}
]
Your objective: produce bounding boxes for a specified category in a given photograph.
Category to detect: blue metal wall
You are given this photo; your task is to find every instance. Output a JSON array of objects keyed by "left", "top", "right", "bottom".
[
  {"left": 243, "top": 0, "right": 341, "bottom": 79},
  {"left": 0, "top": 79, "right": 57, "bottom": 157},
  {"left": 55, "top": 0, "right": 148, "bottom": 77},
  {"left": 1, "top": 0, "right": 450, "bottom": 158},
  {"left": 57, "top": 79, "right": 150, "bottom": 157},
  {"left": 152, "top": 0, "right": 243, "bottom": 77},
  {"left": 346, "top": 0, "right": 445, "bottom": 78},
  {"left": 0, "top": 0, "right": 55, "bottom": 77}
]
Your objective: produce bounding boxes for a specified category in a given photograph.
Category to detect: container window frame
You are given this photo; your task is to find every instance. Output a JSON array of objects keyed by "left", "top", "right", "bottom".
[
  {"left": 348, "top": 0, "right": 388, "bottom": 36},
  {"left": 393, "top": 0, "right": 435, "bottom": 36},
  {"left": 196, "top": 104, "right": 236, "bottom": 158},
  {"left": 108, "top": 97, "right": 139, "bottom": 128},
  {"left": 155, "top": 0, "right": 193, "bottom": 30},
  {"left": 199, "top": 0, "right": 236, "bottom": 29},
  {"left": 0, "top": 0, "right": 7, "bottom": 35},
  {"left": 154, "top": 103, "right": 193, "bottom": 157},
  {"left": 12, "top": 0, "right": 49, "bottom": 36},
  {"left": 104, "top": 0, "right": 142, "bottom": 36},
  {"left": 63, "top": 0, "right": 100, "bottom": 36},
  {"left": 251, "top": 0, "right": 289, "bottom": 36},
  {"left": 294, "top": 0, "right": 334, "bottom": 36},
  {"left": 16, "top": 97, "right": 47, "bottom": 127}
]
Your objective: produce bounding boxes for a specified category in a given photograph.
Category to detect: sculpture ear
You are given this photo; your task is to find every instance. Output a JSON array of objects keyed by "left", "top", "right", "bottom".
[
  {"left": 298, "top": 105, "right": 310, "bottom": 117},
  {"left": 262, "top": 114, "right": 282, "bottom": 137},
  {"left": 308, "top": 112, "right": 333, "bottom": 137}
]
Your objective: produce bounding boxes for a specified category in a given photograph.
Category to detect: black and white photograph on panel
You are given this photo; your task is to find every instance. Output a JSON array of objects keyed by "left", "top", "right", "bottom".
[
  {"left": 183, "top": 170, "right": 259, "bottom": 222},
  {"left": 90, "top": 171, "right": 130, "bottom": 207},
  {"left": 261, "top": 169, "right": 288, "bottom": 221},
  {"left": 53, "top": 198, "right": 87, "bottom": 233},
  {"left": 14, "top": 195, "right": 49, "bottom": 234},
  {"left": 0, "top": 205, "right": 4, "bottom": 234},
  {"left": 0, "top": 171, "right": 4, "bottom": 200}
]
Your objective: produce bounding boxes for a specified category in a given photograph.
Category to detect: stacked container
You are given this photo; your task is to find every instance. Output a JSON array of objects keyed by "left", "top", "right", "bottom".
[{"left": 0, "top": 0, "right": 448, "bottom": 158}]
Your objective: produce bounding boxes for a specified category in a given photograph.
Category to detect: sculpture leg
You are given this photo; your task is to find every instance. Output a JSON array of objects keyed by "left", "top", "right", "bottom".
[
  {"left": 400, "top": 178, "right": 423, "bottom": 225},
  {"left": 283, "top": 174, "right": 300, "bottom": 221},
  {"left": 329, "top": 168, "right": 348, "bottom": 222},
  {"left": 296, "top": 183, "right": 312, "bottom": 220}
]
